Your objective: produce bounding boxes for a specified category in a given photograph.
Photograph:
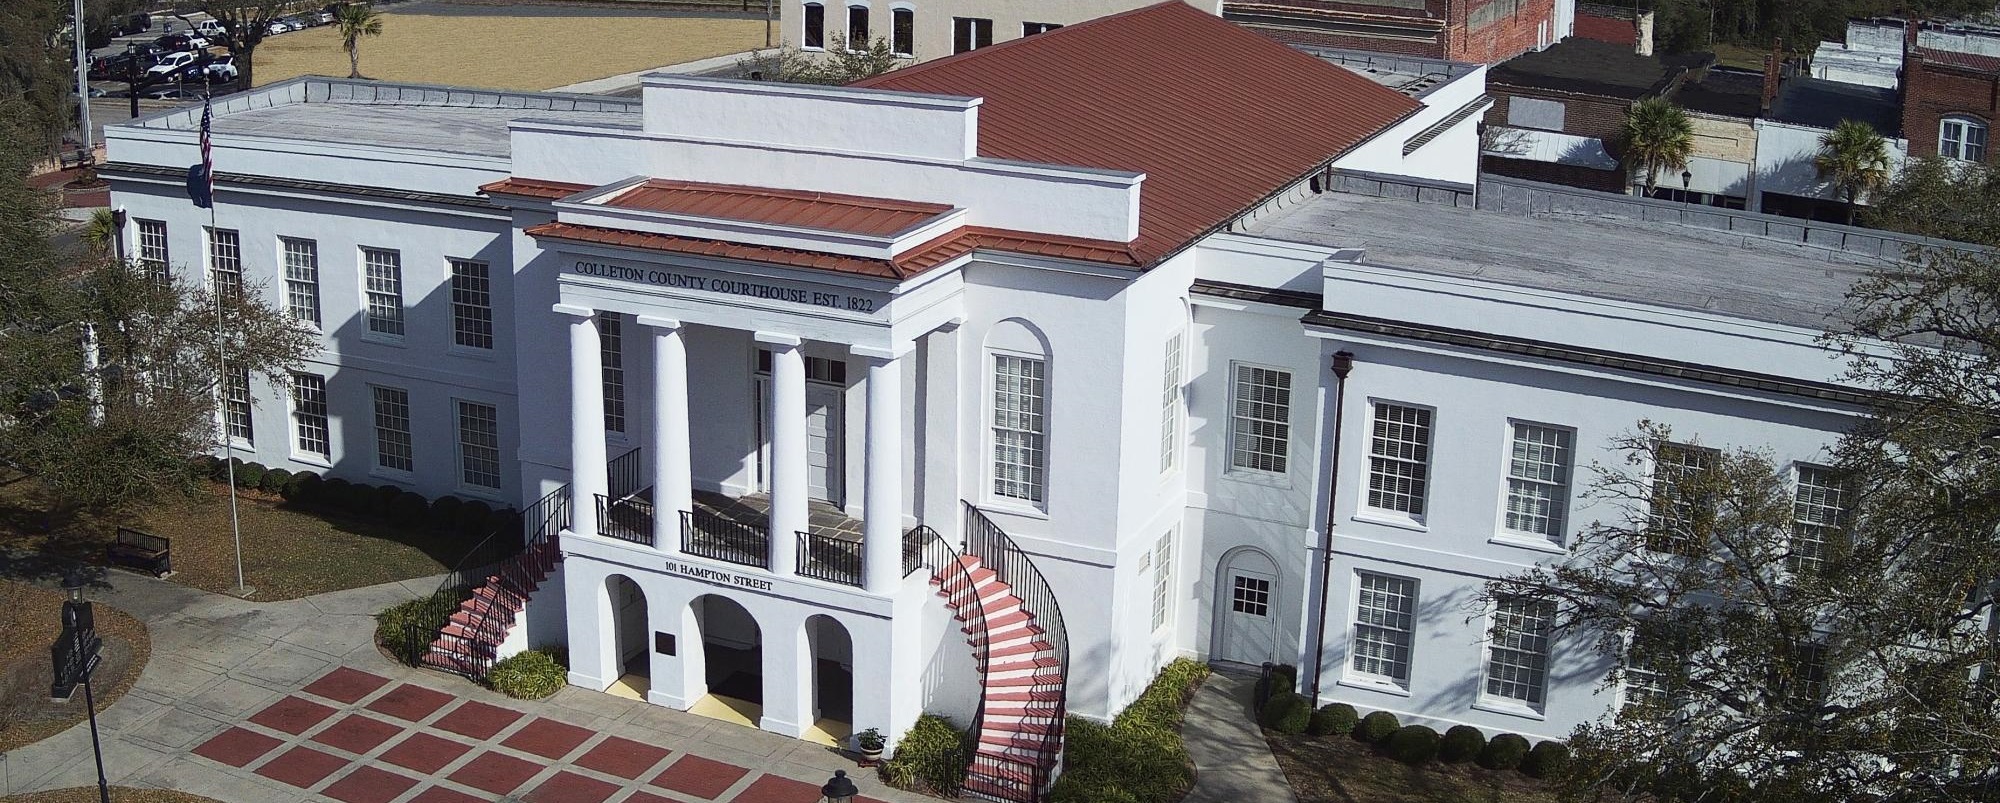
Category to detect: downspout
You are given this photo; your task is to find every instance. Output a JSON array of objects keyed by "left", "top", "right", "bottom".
[{"left": 1308, "top": 350, "right": 1354, "bottom": 702}]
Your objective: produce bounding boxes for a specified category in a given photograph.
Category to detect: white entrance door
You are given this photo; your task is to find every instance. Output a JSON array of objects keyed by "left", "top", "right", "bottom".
[
  {"left": 805, "top": 384, "right": 842, "bottom": 504},
  {"left": 1217, "top": 561, "right": 1279, "bottom": 666}
]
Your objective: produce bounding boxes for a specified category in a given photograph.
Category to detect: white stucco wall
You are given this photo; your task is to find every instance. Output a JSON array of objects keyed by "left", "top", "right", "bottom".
[{"left": 778, "top": 0, "right": 1222, "bottom": 63}]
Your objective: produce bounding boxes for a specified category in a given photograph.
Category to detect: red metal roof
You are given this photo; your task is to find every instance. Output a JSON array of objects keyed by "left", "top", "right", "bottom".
[
  {"left": 604, "top": 180, "right": 955, "bottom": 237},
  {"left": 527, "top": 221, "right": 1140, "bottom": 281},
  {"left": 1917, "top": 46, "right": 2000, "bottom": 75},
  {"left": 480, "top": 177, "right": 589, "bottom": 200},
  {"left": 854, "top": 1, "right": 1420, "bottom": 266}
]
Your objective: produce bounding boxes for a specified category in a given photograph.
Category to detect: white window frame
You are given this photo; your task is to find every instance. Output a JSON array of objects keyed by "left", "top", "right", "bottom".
[
  {"left": 599, "top": 312, "right": 626, "bottom": 434},
  {"left": 1022, "top": 21, "right": 1062, "bottom": 36},
  {"left": 1646, "top": 440, "right": 1719, "bottom": 558},
  {"left": 361, "top": 246, "right": 404, "bottom": 340},
  {"left": 1940, "top": 115, "right": 1988, "bottom": 162},
  {"left": 290, "top": 372, "right": 330, "bottom": 461},
  {"left": 1619, "top": 631, "right": 1675, "bottom": 713},
  {"left": 1499, "top": 421, "right": 1574, "bottom": 546},
  {"left": 449, "top": 258, "right": 494, "bottom": 351},
  {"left": 371, "top": 385, "right": 414, "bottom": 475},
  {"left": 1228, "top": 362, "right": 1292, "bottom": 476},
  {"left": 803, "top": 1, "right": 826, "bottom": 50},
  {"left": 1362, "top": 400, "right": 1434, "bottom": 525},
  {"left": 1150, "top": 530, "right": 1175, "bottom": 632},
  {"left": 281, "top": 237, "right": 320, "bottom": 327},
  {"left": 1479, "top": 596, "right": 1554, "bottom": 715},
  {"left": 456, "top": 399, "right": 503, "bottom": 492},
  {"left": 1789, "top": 463, "right": 1845, "bottom": 575},
  {"left": 221, "top": 365, "right": 253, "bottom": 447},
  {"left": 988, "top": 350, "right": 1048, "bottom": 509},
  {"left": 136, "top": 219, "right": 169, "bottom": 285},
  {"left": 1347, "top": 571, "right": 1417, "bottom": 688},
  {"left": 889, "top": 4, "right": 914, "bottom": 56},
  {"left": 1159, "top": 330, "right": 1184, "bottom": 474},
  {"left": 846, "top": 3, "right": 870, "bottom": 51},
  {"left": 952, "top": 16, "right": 992, "bottom": 53},
  {"left": 206, "top": 227, "right": 242, "bottom": 300}
]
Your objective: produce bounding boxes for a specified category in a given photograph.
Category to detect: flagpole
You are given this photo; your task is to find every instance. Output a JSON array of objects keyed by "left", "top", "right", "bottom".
[{"left": 197, "top": 92, "right": 248, "bottom": 597}]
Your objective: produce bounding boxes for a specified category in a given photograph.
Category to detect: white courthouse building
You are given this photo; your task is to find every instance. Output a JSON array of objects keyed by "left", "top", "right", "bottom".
[{"left": 101, "top": 3, "right": 1876, "bottom": 799}]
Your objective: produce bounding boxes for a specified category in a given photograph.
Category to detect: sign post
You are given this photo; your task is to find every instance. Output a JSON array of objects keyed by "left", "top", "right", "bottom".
[{"left": 51, "top": 570, "right": 112, "bottom": 803}]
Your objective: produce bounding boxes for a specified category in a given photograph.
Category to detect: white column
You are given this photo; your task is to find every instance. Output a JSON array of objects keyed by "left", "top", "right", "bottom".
[
  {"left": 758, "top": 331, "right": 806, "bottom": 575},
  {"left": 639, "top": 316, "right": 691, "bottom": 553},
  {"left": 854, "top": 344, "right": 906, "bottom": 594},
  {"left": 558, "top": 304, "right": 608, "bottom": 539}
]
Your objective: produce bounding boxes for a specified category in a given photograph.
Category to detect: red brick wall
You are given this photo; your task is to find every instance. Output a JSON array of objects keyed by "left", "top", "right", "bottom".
[
  {"left": 1445, "top": 0, "right": 1557, "bottom": 64},
  {"left": 1246, "top": 25, "right": 1446, "bottom": 57},
  {"left": 1226, "top": 1, "right": 1560, "bottom": 64},
  {"left": 1484, "top": 85, "right": 1633, "bottom": 143},
  {"left": 1573, "top": 8, "right": 1637, "bottom": 46},
  {"left": 1482, "top": 155, "right": 1628, "bottom": 192},
  {"left": 1902, "top": 58, "right": 2000, "bottom": 163}
]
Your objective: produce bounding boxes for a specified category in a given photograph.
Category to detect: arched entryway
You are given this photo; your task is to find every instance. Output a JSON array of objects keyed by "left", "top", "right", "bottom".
[
  {"left": 607, "top": 575, "right": 649, "bottom": 700},
  {"left": 804, "top": 614, "right": 854, "bottom": 746},
  {"left": 689, "top": 595, "right": 763, "bottom": 726},
  {"left": 1212, "top": 547, "right": 1281, "bottom": 667}
]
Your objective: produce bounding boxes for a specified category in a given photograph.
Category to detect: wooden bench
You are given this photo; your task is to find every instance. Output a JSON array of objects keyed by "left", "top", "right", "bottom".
[{"left": 106, "top": 528, "right": 172, "bottom": 577}]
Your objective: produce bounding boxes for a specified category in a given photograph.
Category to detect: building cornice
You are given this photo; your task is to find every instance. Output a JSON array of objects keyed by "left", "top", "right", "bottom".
[{"left": 98, "top": 162, "right": 502, "bottom": 213}]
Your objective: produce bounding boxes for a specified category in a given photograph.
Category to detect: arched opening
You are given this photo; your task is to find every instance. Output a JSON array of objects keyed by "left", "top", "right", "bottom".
[
  {"left": 804, "top": 614, "right": 854, "bottom": 746},
  {"left": 689, "top": 594, "right": 763, "bottom": 726},
  {"left": 1211, "top": 547, "right": 1282, "bottom": 668},
  {"left": 607, "top": 575, "right": 649, "bottom": 700}
]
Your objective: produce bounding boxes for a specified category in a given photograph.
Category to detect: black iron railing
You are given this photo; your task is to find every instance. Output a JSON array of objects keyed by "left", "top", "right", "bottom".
[
  {"left": 964, "top": 502, "right": 1069, "bottom": 801},
  {"left": 607, "top": 446, "right": 643, "bottom": 500},
  {"left": 913, "top": 527, "right": 991, "bottom": 798},
  {"left": 902, "top": 525, "right": 931, "bottom": 577},
  {"left": 681, "top": 508, "right": 770, "bottom": 569},
  {"left": 396, "top": 485, "right": 567, "bottom": 681},
  {"left": 596, "top": 493, "right": 655, "bottom": 546},
  {"left": 797, "top": 530, "right": 863, "bottom": 586}
]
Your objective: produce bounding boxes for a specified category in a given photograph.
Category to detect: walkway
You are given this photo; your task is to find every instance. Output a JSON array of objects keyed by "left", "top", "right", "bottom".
[
  {"left": 1182, "top": 669, "right": 1299, "bottom": 803},
  {"left": 0, "top": 570, "right": 924, "bottom": 803}
]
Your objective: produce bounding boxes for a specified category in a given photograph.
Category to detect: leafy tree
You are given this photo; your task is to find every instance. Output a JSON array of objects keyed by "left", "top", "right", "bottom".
[
  {"left": 1620, "top": 98, "right": 1694, "bottom": 195},
  {"left": 736, "top": 31, "right": 900, "bottom": 86},
  {"left": 1, "top": 0, "right": 76, "bottom": 158},
  {"left": 174, "top": 1, "right": 296, "bottom": 88},
  {"left": 336, "top": 3, "right": 384, "bottom": 80},
  {"left": 1861, "top": 156, "right": 2000, "bottom": 246},
  {"left": 1813, "top": 119, "right": 1891, "bottom": 225}
]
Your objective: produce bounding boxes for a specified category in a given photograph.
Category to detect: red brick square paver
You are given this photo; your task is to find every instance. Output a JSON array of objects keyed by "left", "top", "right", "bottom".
[
  {"left": 192, "top": 727, "right": 282, "bottom": 767},
  {"left": 735, "top": 774, "right": 828, "bottom": 803},
  {"left": 321, "top": 765, "right": 420, "bottom": 803},
  {"left": 620, "top": 792, "right": 677, "bottom": 803},
  {"left": 254, "top": 745, "right": 349, "bottom": 789},
  {"left": 650, "top": 754, "right": 751, "bottom": 799},
  {"left": 311, "top": 714, "right": 403, "bottom": 754},
  {"left": 406, "top": 787, "right": 488, "bottom": 803},
  {"left": 379, "top": 732, "right": 473, "bottom": 774},
  {"left": 433, "top": 699, "right": 524, "bottom": 740},
  {"left": 572, "top": 735, "right": 673, "bottom": 779},
  {"left": 248, "top": 695, "right": 338, "bottom": 735},
  {"left": 365, "top": 683, "right": 457, "bottom": 722},
  {"left": 524, "top": 770, "right": 621, "bottom": 803},
  {"left": 447, "top": 750, "right": 543, "bottom": 796},
  {"left": 500, "top": 717, "right": 594, "bottom": 760},
  {"left": 302, "top": 667, "right": 392, "bottom": 704}
]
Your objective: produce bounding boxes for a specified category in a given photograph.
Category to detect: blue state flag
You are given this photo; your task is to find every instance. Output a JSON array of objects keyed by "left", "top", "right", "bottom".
[{"left": 185, "top": 163, "right": 212, "bottom": 208}]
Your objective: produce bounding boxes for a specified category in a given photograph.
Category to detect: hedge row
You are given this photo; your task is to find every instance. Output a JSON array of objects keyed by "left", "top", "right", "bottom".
[
  {"left": 1050, "top": 658, "right": 1210, "bottom": 803},
  {"left": 195, "top": 456, "right": 518, "bottom": 538},
  {"left": 1267, "top": 697, "right": 1570, "bottom": 778},
  {"left": 489, "top": 646, "right": 569, "bottom": 700},
  {"left": 878, "top": 714, "right": 968, "bottom": 796}
]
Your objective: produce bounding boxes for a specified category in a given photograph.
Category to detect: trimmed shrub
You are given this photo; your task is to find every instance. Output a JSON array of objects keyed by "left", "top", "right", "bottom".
[
  {"left": 208, "top": 457, "right": 235, "bottom": 483},
  {"left": 458, "top": 500, "right": 493, "bottom": 537},
  {"left": 1114, "top": 658, "right": 1208, "bottom": 733},
  {"left": 1271, "top": 663, "right": 1298, "bottom": 694},
  {"left": 1385, "top": 725, "right": 1441, "bottom": 765},
  {"left": 392, "top": 490, "right": 430, "bottom": 523},
  {"left": 1439, "top": 724, "right": 1486, "bottom": 763},
  {"left": 1307, "top": 703, "right": 1358, "bottom": 737},
  {"left": 1355, "top": 710, "right": 1400, "bottom": 744},
  {"left": 341, "top": 482, "right": 378, "bottom": 515},
  {"left": 373, "top": 589, "right": 458, "bottom": 665},
  {"left": 1051, "top": 717, "right": 1190, "bottom": 803},
  {"left": 283, "top": 470, "right": 321, "bottom": 503},
  {"left": 1262, "top": 692, "right": 1311, "bottom": 734},
  {"left": 260, "top": 467, "right": 291, "bottom": 494},
  {"left": 320, "top": 478, "right": 352, "bottom": 510},
  {"left": 1523, "top": 740, "right": 1572, "bottom": 779},
  {"left": 487, "top": 507, "right": 523, "bottom": 540},
  {"left": 376, "top": 483, "right": 404, "bottom": 513},
  {"left": 430, "top": 495, "right": 464, "bottom": 531},
  {"left": 878, "top": 714, "right": 966, "bottom": 796},
  {"left": 235, "top": 462, "right": 266, "bottom": 490},
  {"left": 488, "top": 647, "right": 568, "bottom": 700},
  {"left": 1478, "top": 733, "right": 1532, "bottom": 771}
]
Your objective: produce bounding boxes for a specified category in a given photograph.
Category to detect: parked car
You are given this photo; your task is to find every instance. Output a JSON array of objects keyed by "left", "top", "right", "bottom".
[
  {"left": 266, "top": 19, "right": 295, "bottom": 36},
  {"left": 144, "top": 87, "right": 200, "bottom": 101},
  {"left": 196, "top": 20, "right": 225, "bottom": 39},
  {"left": 152, "top": 33, "right": 209, "bottom": 53},
  {"left": 113, "top": 14, "right": 152, "bottom": 37},
  {"left": 145, "top": 51, "right": 199, "bottom": 78},
  {"left": 281, "top": 14, "right": 315, "bottom": 30},
  {"left": 202, "top": 55, "right": 239, "bottom": 83}
]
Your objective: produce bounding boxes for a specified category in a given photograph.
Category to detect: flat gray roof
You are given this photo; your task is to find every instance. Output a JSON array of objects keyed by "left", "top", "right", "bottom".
[{"left": 1248, "top": 192, "right": 1873, "bottom": 332}]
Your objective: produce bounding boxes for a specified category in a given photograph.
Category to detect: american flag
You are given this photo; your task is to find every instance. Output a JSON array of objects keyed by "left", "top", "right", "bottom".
[{"left": 198, "top": 94, "right": 213, "bottom": 200}]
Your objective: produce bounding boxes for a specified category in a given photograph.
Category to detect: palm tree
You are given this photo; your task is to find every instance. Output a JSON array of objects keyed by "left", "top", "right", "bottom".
[
  {"left": 1814, "top": 120, "right": 1892, "bottom": 225},
  {"left": 83, "top": 208, "right": 118, "bottom": 254},
  {"left": 1621, "top": 97, "right": 1695, "bottom": 196},
  {"left": 337, "top": 4, "right": 386, "bottom": 80}
]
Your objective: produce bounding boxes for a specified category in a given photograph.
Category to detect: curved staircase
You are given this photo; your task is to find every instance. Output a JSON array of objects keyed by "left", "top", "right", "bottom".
[{"left": 427, "top": 533, "right": 561, "bottom": 676}]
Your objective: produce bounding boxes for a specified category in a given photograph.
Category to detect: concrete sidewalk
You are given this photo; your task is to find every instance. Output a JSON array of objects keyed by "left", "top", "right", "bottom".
[{"left": 1183, "top": 669, "right": 1299, "bottom": 803}]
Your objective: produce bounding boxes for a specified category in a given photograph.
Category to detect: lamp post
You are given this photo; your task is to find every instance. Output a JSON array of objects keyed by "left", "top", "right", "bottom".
[
  {"left": 819, "top": 770, "right": 858, "bottom": 803},
  {"left": 53, "top": 569, "right": 112, "bottom": 803},
  {"left": 1680, "top": 169, "right": 1694, "bottom": 203}
]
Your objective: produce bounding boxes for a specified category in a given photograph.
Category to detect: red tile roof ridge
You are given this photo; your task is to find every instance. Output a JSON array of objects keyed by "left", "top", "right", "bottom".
[
  {"left": 1916, "top": 46, "right": 2000, "bottom": 73},
  {"left": 526, "top": 221, "right": 908, "bottom": 279},
  {"left": 480, "top": 177, "right": 590, "bottom": 199},
  {"left": 614, "top": 179, "right": 957, "bottom": 216}
]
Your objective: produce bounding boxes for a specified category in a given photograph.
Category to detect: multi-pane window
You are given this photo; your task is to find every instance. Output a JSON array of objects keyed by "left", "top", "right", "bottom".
[
  {"left": 1229, "top": 364, "right": 1291, "bottom": 473},
  {"left": 207, "top": 228, "right": 242, "bottom": 299},
  {"left": 1231, "top": 575, "right": 1270, "bottom": 616},
  {"left": 846, "top": 5, "right": 869, "bottom": 48},
  {"left": 222, "top": 365, "right": 253, "bottom": 443},
  {"left": 291, "top": 373, "right": 329, "bottom": 458},
  {"left": 1485, "top": 597, "right": 1554, "bottom": 707},
  {"left": 1505, "top": 423, "right": 1573, "bottom": 542},
  {"left": 281, "top": 237, "right": 320, "bottom": 326},
  {"left": 1941, "top": 116, "right": 1988, "bottom": 162},
  {"left": 1648, "top": 441, "right": 1718, "bottom": 556},
  {"left": 1022, "top": 22, "right": 1062, "bottom": 36},
  {"left": 1159, "top": 332, "right": 1183, "bottom": 473},
  {"left": 1789, "top": 642, "right": 1830, "bottom": 705},
  {"left": 991, "top": 354, "right": 1047, "bottom": 504},
  {"left": 803, "top": 2, "right": 825, "bottom": 48},
  {"left": 1790, "top": 465, "right": 1845, "bottom": 575},
  {"left": 372, "top": 386, "right": 414, "bottom": 472},
  {"left": 449, "top": 259, "right": 494, "bottom": 349},
  {"left": 457, "top": 400, "right": 502, "bottom": 490},
  {"left": 952, "top": 16, "right": 992, "bottom": 53},
  {"left": 1623, "top": 649, "right": 1674, "bottom": 711},
  {"left": 891, "top": 7, "right": 913, "bottom": 55},
  {"left": 598, "top": 312, "right": 626, "bottom": 434},
  {"left": 1150, "top": 531, "right": 1174, "bottom": 632},
  {"left": 137, "top": 219, "right": 169, "bottom": 284},
  {"left": 362, "top": 247, "right": 404, "bottom": 337},
  {"left": 1351, "top": 572, "right": 1417, "bottom": 685},
  {"left": 1367, "top": 403, "right": 1433, "bottom": 516}
]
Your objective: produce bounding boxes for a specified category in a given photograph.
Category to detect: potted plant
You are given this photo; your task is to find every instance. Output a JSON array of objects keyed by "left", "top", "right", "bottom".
[{"left": 855, "top": 728, "right": 885, "bottom": 764}]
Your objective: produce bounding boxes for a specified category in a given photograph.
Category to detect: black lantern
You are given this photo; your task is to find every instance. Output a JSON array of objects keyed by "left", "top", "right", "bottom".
[
  {"left": 820, "top": 769, "right": 858, "bottom": 803},
  {"left": 1681, "top": 169, "right": 1693, "bottom": 190}
]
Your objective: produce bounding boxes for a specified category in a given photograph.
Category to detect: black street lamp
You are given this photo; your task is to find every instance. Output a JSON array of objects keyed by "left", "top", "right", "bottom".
[
  {"left": 53, "top": 568, "right": 112, "bottom": 803},
  {"left": 819, "top": 769, "right": 858, "bottom": 803}
]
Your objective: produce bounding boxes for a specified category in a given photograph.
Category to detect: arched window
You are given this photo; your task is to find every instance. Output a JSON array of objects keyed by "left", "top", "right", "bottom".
[
  {"left": 891, "top": 7, "right": 913, "bottom": 57},
  {"left": 847, "top": 4, "right": 870, "bottom": 50},
  {"left": 985, "top": 319, "right": 1050, "bottom": 508},
  {"left": 1940, "top": 115, "right": 1988, "bottom": 162},
  {"left": 803, "top": 2, "right": 825, "bottom": 50}
]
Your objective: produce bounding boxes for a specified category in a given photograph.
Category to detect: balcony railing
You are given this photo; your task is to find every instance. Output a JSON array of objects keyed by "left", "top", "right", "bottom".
[
  {"left": 796, "top": 530, "right": 863, "bottom": 587},
  {"left": 681, "top": 508, "right": 770, "bottom": 569},
  {"left": 596, "top": 494, "right": 655, "bottom": 546}
]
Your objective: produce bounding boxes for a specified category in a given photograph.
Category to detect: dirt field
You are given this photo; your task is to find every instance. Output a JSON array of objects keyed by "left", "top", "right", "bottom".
[{"left": 252, "top": 8, "right": 766, "bottom": 90}]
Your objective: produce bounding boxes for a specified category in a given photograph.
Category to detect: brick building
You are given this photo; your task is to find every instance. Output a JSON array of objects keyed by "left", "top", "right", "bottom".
[
  {"left": 1223, "top": 0, "right": 1575, "bottom": 63},
  {"left": 1902, "top": 44, "right": 1999, "bottom": 164},
  {"left": 1479, "top": 37, "right": 1704, "bottom": 191}
]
